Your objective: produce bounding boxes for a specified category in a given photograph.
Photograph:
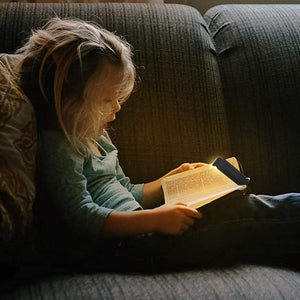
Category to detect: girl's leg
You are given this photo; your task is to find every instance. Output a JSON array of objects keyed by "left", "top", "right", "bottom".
[
  {"left": 149, "top": 192, "right": 300, "bottom": 269},
  {"left": 98, "top": 192, "right": 300, "bottom": 272}
]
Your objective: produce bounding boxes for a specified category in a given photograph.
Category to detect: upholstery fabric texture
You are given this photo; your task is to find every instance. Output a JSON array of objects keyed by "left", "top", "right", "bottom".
[
  {"left": 204, "top": 5, "right": 300, "bottom": 195},
  {"left": 0, "top": 2, "right": 231, "bottom": 183},
  {"left": 2, "top": 265, "right": 300, "bottom": 299},
  {"left": 0, "top": 54, "right": 37, "bottom": 241},
  {"left": 0, "top": 3, "right": 299, "bottom": 300}
]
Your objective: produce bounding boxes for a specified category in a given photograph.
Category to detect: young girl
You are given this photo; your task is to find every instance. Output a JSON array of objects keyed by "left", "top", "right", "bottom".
[{"left": 17, "top": 17, "right": 300, "bottom": 271}]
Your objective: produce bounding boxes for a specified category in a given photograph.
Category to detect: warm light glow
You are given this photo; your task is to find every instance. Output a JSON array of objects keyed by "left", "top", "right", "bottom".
[{"left": 209, "top": 157, "right": 221, "bottom": 164}]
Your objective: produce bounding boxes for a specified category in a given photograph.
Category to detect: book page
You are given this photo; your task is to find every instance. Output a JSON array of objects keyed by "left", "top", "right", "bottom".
[{"left": 162, "top": 157, "right": 245, "bottom": 209}]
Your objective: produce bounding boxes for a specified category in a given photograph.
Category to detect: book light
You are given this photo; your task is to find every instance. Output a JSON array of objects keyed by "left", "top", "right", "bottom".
[{"left": 212, "top": 158, "right": 250, "bottom": 186}]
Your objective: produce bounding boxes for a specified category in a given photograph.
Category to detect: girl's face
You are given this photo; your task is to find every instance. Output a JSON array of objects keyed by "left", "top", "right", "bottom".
[{"left": 84, "top": 62, "right": 124, "bottom": 136}]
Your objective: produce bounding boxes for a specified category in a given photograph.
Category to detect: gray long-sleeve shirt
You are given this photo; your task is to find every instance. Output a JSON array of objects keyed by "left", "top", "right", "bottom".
[{"left": 37, "top": 130, "right": 144, "bottom": 241}]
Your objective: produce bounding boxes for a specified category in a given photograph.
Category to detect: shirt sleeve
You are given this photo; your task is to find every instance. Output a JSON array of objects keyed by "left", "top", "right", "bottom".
[
  {"left": 101, "top": 131, "right": 144, "bottom": 204},
  {"left": 37, "top": 131, "right": 113, "bottom": 242},
  {"left": 115, "top": 158, "right": 144, "bottom": 204}
]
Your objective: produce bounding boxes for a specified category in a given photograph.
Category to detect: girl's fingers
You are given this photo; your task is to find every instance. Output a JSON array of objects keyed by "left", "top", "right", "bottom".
[
  {"left": 176, "top": 202, "right": 187, "bottom": 206},
  {"left": 189, "top": 210, "right": 202, "bottom": 218},
  {"left": 191, "top": 162, "right": 207, "bottom": 168},
  {"left": 178, "top": 222, "right": 193, "bottom": 235},
  {"left": 182, "top": 224, "right": 190, "bottom": 231},
  {"left": 183, "top": 162, "right": 207, "bottom": 169},
  {"left": 184, "top": 217, "right": 195, "bottom": 226},
  {"left": 181, "top": 224, "right": 189, "bottom": 231},
  {"left": 178, "top": 205, "right": 202, "bottom": 218},
  {"left": 179, "top": 163, "right": 192, "bottom": 171}
]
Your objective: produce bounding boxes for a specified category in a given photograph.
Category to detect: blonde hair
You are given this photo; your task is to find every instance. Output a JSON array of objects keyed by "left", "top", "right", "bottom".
[{"left": 16, "top": 17, "right": 136, "bottom": 154}]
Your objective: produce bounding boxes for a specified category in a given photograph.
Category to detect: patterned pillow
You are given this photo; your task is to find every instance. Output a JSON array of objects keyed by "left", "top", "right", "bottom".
[{"left": 0, "top": 54, "right": 37, "bottom": 242}]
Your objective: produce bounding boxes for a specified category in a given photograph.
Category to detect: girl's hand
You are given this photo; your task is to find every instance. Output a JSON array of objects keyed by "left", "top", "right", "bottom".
[
  {"left": 164, "top": 162, "right": 206, "bottom": 177},
  {"left": 153, "top": 203, "right": 202, "bottom": 235}
]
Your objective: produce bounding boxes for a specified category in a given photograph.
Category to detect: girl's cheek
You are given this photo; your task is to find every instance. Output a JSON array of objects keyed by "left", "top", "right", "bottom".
[
  {"left": 96, "top": 102, "right": 115, "bottom": 118},
  {"left": 96, "top": 104, "right": 109, "bottom": 115},
  {"left": 103, "top": 102, "right": 114, "bottom": 112}
]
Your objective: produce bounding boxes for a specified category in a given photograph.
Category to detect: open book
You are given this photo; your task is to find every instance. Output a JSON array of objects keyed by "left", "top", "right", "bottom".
[{"left": 162, "top": 157, "right": 249, "bottom": 209}]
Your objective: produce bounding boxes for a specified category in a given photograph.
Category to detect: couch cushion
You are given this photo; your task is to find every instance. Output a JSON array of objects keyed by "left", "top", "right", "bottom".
[
  {"left": 0, "top": 54, "right": 37, "bottom": 242},
  {"left": 2, "top": 264, "right": 300, "bottom": 299},
  {"left": 204, "top": 5, "right": 300, "bottom": 195}
]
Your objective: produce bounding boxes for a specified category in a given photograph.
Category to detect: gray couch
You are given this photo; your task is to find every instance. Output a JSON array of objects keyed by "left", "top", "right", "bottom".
[{"left": 0, "top": 2, "right": 300, "bottom": 299}]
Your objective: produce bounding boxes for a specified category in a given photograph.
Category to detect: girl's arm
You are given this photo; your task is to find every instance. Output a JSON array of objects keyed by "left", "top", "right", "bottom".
[
  {"left": 102, "top": 162, "right": 206, "bottom": 238},
  {"left": 140, "top": 162, "right": 206, "bottom": 209},
  {"left": 102, "top": 202, "right": 202, "bottom": 238}
]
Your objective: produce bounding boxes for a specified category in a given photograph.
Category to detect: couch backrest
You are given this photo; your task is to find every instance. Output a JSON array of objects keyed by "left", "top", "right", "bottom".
[
  {"left": 1, "top": 3, "right": 299, "bottom": 197},
  {"left": 0, "top": 2, "right": 231, "bottom": 184},
  {"left": 205, "top": 5, "right": 300, "bottom": 194}
]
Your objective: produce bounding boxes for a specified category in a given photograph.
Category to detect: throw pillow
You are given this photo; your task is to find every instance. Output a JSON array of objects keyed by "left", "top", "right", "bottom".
[{"left": 0, "top": 54, "right": 37, "bottom": 242}]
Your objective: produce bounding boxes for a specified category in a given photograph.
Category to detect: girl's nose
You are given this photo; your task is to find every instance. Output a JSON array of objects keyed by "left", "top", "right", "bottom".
[{"left": 114, "top": 101, "right": 121, "bottom": 113}]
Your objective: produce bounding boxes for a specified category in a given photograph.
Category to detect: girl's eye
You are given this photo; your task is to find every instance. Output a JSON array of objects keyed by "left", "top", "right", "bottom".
[{"left": 105, "top": 99, "right": 121, "bottom": 104}]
